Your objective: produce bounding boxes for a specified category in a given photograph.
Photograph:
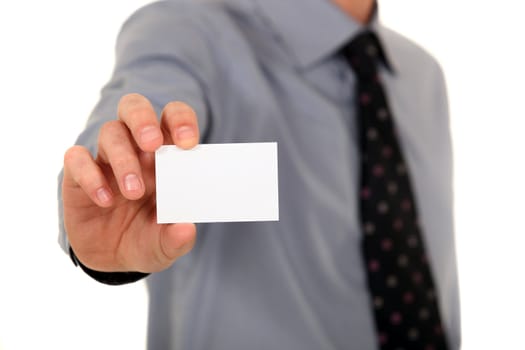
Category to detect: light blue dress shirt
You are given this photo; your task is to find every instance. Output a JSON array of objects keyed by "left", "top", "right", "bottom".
[{"left": 58, "top": 0, "right": 461, "bottom": 348}]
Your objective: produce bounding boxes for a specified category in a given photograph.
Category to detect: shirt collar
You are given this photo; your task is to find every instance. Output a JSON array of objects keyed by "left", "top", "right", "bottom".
[{"left": 253, "top": 0, "right": 396, "bottom": 71}]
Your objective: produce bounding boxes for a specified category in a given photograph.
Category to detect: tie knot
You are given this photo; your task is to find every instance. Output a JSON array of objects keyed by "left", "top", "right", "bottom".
[{"left": 341, "top": 31, "right": 385, "bottom": 80}]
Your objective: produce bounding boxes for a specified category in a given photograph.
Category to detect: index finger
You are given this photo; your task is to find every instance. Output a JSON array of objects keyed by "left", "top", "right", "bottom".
[{"left": 117, "top": 93, "right": 164, "bottom": 152}]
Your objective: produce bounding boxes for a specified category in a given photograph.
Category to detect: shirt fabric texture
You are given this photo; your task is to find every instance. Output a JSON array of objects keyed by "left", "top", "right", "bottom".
[{"left": 57, "top": 0, "right": 461, "bottom": 348}]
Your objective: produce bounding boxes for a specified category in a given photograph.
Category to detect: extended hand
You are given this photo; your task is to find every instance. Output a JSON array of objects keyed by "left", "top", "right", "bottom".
[{"left": 62, "top": 94, "right": 200, "bottom": 273}]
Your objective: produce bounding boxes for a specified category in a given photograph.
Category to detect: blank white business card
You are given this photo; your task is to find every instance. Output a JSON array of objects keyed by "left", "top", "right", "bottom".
[{"left": 155, "top": 143, "right": 279, "bottom": 223}]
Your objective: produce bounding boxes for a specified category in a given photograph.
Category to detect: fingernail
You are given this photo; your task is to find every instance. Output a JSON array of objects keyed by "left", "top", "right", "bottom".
[
  {"left": 96, "top": 187, "right": 112, "bottom": 203},
  {"left": 140, "top": 126, "right": 161, "bottom": 144},
  {"left": 124, "top": 173, "right": 141, "bottom": 192},
  {"left": 176, "top": 125, "right": 195, "bottom": 141}
]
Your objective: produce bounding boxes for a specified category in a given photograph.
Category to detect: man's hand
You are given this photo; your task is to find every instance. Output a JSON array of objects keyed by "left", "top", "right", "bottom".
[{"left": 62, "top": 93, "right": 200, "bottom": 273}]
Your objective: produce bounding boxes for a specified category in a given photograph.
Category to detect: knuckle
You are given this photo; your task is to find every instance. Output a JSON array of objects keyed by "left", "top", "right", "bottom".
[
  {"left": 156, "top": 232, "right": 175, "bottom": 267},
  {"left": 119, "top": 94, "right": 154, "bottom": 123},
  {"left": 120, "top": 93, "right": 147, "bottom": 108},
  {"left": 154, "top": 249, "right": 170, "bottom": 270},
  {"left": 126, "top": 106, "right": 155, "bottom": 123},
  {"left": 164, "top": 101, "right": 196, "bottom": 119},
  {"left": 180, "top": 239, "right": 196, "bottom": 257},
  {"left": 99, "top": 120, "right": 123, "bottom": 138},
  {"left": 75, "top": 172, "right": 98, "bottom": 189},
  {"left": 112, "top": 154, "right": 138, "bottom": 170},
  {"left": 63, "top": 145, "right": 85, "bottom": 165},
  {"left": 98, "top": 121, "right": 128, "bottom": 149}
]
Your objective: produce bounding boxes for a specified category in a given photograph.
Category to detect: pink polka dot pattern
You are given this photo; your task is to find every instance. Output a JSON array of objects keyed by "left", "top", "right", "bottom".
[
  {"left": 369, "top": 259, "right": 381, "bottom": 272},
  {"left": 381, "top": 238, "right": 393, "bottom": 251},
  {"left": 390, "top": 312, "right": 402, "bottom": 325},
  {"left": 403, "top": 291, "right": 414, "bottom": 304},
  {"left": 341, "top": 31, "right": 449, "bottom": 349},
  {"left": 361, "top": 187, "right": 371, "bottom": 199}
]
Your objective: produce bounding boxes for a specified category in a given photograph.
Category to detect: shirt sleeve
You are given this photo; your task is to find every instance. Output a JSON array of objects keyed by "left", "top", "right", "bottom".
[{"left": 57, "top": 1, "right": 217, "bottom": 277}]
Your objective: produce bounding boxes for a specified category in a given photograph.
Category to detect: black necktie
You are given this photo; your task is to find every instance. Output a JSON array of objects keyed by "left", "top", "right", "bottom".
[{"left": 341, "top": 31, "right": 449, "bottom": 350}]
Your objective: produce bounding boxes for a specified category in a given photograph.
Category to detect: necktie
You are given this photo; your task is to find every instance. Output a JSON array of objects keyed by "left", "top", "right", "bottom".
[{"left": 341, "top": 31, "right": 449, "bottom": 350}]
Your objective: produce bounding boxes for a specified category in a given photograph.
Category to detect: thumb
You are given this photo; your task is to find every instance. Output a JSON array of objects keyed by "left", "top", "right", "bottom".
[{"left": 157, "top": 223, "right": 197, "bottom": 267}]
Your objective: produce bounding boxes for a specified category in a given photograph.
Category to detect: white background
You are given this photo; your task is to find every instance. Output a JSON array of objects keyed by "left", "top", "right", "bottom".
[{"left": 0, "top": 1, "right": 523, "bottom": 349}]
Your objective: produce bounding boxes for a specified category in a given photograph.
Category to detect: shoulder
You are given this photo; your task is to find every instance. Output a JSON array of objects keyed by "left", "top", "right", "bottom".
[
  {"left": 113, "top": 0, "right": 252, "bottom": 82},
  {"left": 116, "top": 1, "right": 246, "bottom": 59},
  {"left": 379, "top": 25, "right": 450, "bottom": 129},
  {"left": 122, "top": 0, "right": 234, "bottom": 32},
  {"left": 379, "top": 25, "right": 445, "bottom": 84}
]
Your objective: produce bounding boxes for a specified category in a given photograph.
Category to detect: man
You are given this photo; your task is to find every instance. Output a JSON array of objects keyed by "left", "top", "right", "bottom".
[{"left": 58, "top": 0, "right": 461, "bottom": 348}]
